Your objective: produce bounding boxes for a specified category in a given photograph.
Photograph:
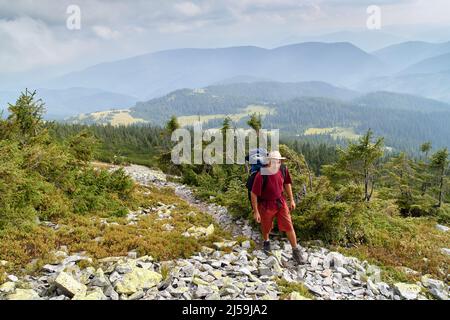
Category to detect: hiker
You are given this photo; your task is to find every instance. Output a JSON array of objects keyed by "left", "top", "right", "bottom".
[{"left": 250, "top": 150, "right": 305, "bottom": 265}]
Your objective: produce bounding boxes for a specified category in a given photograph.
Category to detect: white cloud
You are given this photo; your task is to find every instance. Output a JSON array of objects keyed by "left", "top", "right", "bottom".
[
  {"left": 174, "top": 2, "right": 203, "bottom": 17},
  {"left": 92, "top": 25, "right": 120, "bottom": 40},
  {"left": 0, "top": 17, "right": 92, "bottom": 73}
]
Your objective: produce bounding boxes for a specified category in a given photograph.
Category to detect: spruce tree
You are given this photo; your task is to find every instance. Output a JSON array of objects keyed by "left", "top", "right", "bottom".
[{"left": 430, "top": 148, "right": 449, "bottom": 207}]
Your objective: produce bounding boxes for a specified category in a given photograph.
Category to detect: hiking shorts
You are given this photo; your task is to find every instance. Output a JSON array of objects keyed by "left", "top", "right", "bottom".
[{"left": 257, "top": 198, "right": 294, "bottom": 235}]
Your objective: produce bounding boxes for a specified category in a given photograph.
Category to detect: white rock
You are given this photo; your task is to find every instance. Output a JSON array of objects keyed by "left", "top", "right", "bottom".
[
  {"left": 393, "top": 283, "right": 422, "bottom": 300},
  {"left": 367, "top": 279, "right": 380, "bottom": 294},
  {"left": 435, "top": 224, "right": 449, "bottom": 232},
  {"left": 115, "top": 268, "right": 162, "bottom": 294},
  {"left": 6, "top": 289, "right": 40, "bottom": 300},
  {"left": 0, "top": 281, "right": 16, "bottom": 294},
  {"left": 73, "top": 287, "right": 108, "bottom": 300},
  {"left": 336, "top": 267, "right": 350, "bottom": 276},
  {"left": 377, "top": 282, "right": 392, "bottom": 297},
  {"left": 7, "top": 275, "right": 18, "bottom": 282},
  {"left": 55, "top": 272, "right": 87, "bottom": 298},
  {"left": 421, "top": 276, "right": 448, "bottom": 300}
]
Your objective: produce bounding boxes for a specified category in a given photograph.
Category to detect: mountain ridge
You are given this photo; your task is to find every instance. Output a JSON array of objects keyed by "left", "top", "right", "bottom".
[{"left": 45, "top": 42, "right": 385, "bottom": 100}]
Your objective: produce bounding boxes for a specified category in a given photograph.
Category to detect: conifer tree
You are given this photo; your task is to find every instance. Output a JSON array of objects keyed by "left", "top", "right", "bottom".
[
  {"left": 329, "top": 129, "right": 384, "bottom": 202},
  {"left": 430, "top": 148, "right": 449, "bottom": 207},
  {"left": 7, "top": 89, "right": 46, "bottom": 146}
]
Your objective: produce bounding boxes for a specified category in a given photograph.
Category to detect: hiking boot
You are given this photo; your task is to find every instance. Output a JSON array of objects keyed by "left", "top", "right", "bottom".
[
  {"left": 263, "top": 241, "right": 271, "bottom": 254},
  {"left": 292, "top": 246, "right": 305, "bottom": 265}
]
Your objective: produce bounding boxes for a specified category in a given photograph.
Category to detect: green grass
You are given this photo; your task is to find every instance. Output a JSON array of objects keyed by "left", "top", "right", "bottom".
[
  {"left": 0, "top": 185, "right": 231, "bottom": 277},
  {"left": 178, "top": 105, "right": 274, "bottom": 127},
  {"left": 276, "top": 279, "right": 315, "bottom": 300},
  {"left": 304, "top": 127, "right": 360, "bottom": 140},
  {"left": 333, "top": 201, "right": 450, "bottom": 282}
]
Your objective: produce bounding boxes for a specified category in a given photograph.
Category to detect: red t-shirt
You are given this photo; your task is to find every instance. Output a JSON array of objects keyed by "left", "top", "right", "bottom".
[{"left": 251, "top": 167, "right": 292, "bottom": 201}]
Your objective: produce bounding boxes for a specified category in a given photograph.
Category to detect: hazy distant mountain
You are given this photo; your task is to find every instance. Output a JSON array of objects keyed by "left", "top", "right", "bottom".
[
  {"left": 205, "top": 81, "right": 359, "bottom": 101},
  {"left": 46, "top": 42, "right": 384, "bottom": 100},
  {"left": 1, "top": 88, "right": 138, "bottom": 119},
  {"left": 357, "top": 72, "right": 450, "bottom": 104},
  {"left": 213, "top": 75, "right": 273, "bottom": 85},
  {"left": 400, "top": 53, "right": 450, "bottom": 75},
  {"left": 374, "top": 41, "right": 450, "bottom": 72},
  {"left": 277, "top": 30, "right": 407, "bottom": 52}
]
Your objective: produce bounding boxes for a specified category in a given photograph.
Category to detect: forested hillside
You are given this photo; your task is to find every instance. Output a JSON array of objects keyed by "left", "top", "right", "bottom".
[{"left": 69, "top": 82, "right": 450, "bottom": 153}]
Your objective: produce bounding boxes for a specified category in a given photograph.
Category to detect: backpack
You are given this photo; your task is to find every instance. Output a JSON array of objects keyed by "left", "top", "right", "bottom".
[{"left": 246, "top": 164, "right": 287, "bottom": 204}]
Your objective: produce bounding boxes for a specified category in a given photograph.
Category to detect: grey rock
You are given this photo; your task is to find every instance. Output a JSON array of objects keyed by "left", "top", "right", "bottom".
[
  {"left": 377, "top": 282, "right": 392, "bottom": 297},
  {"left": 194, "top": 285, "right": 213, "bottom": 299},
  {"left": 429, "top": 287, "right": 448, "bottom": 300},
  {"left": 258, "top": 267, "right": 273, "bottom": 277},
  {"left": 421, "top": 276, "right": 448, "bottom": 300},
  {"left": 109, "top": 271, "right": 122, "bottom": 283},
  {"left": 128, "top": 290, "right": 145, "bottom": 300},
  {"left": 104, "top": 286, "right": 119, "bottom": 300},
  {"left": 42, "top": 264, "right": 65, "bottom": 273},
  {"left": 50, "top": 295, "right": 69, "bottom": 300},
  {"left": 91, "top": 269, "right": 109, "bottom": 287},
  {"left": 336, "top": 267, "right": 351, "bottom": 276},
  {"left": 323, "top": 277, "right": 333, "bottom": 286},
  {"left": 116, "top": 263, "right": 133, "bottom": 274},
  {"left": 367, "top": 279, "right": 380, "bottom": 294}
]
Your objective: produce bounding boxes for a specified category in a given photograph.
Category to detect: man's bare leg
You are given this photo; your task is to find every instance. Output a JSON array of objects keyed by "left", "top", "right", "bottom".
[{"left": 285, "top": 229, "right": 298, "bottom": 248}]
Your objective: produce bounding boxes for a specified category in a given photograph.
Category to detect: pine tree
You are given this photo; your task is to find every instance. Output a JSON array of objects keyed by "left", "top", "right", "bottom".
[
  {"left": 420, "top": 142, "right": 432, "bottom": 161},
  {"left": 247, "top": 113, "right": 262, "bottom": 134},
  {"left": 221, "top": 116, "right": 232, "bottom": 134},
  {"left": 7, "top": 89, "right": 46, "bottom": 146},
  {"left": 430, "top": 148, "right": 449, "bottom": 207},
  {"left": 330, "top": 129, "right": 384, "bottom": 202},
  {"left": 165, "top": 115, "right": 180, "bottom": 134}
]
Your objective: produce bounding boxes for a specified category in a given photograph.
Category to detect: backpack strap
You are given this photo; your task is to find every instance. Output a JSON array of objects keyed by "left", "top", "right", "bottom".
[{"left": 280, "top": 164, "right": 287, "bottom": 180}]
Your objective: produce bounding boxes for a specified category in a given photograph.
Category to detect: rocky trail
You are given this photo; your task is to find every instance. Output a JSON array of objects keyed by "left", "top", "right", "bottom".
[{"left": 0, "top": 165, "right": 448, "bottom": 301}]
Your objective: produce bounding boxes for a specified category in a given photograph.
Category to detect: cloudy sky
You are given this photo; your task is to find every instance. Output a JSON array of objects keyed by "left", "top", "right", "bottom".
[{"left": 1, "top": 0, "right": 450, "bottom": 78}]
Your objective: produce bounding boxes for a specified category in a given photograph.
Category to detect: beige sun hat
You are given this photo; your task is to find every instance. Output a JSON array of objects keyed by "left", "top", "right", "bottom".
[{"left": 267, "top": 150, "right": 286, "bottom": 160}]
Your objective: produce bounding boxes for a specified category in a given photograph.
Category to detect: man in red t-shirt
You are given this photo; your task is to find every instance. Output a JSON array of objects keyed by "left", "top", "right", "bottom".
[{"left": 251, "top": 151, "right": 305, "bottom": 265}]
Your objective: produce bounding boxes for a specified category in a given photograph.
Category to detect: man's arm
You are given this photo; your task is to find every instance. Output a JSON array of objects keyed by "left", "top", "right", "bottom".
[
  {"left": 284, "top": 183, "right": 296, "bottom": 211},
  {"left": 251, "top": 191, "right": 261, "bottom": 223}
]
